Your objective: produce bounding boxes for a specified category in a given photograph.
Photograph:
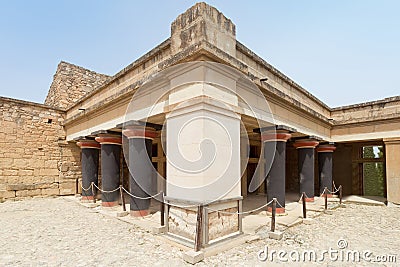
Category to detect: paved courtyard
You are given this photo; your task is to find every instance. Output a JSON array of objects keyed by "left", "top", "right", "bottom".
[{"left": 0, "top": 197, "right": 399, "bottom": 266}]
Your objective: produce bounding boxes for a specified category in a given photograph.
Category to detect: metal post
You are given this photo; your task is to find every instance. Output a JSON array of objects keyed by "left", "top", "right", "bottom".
[
  {"left": 339, "top": 185, "right": 343, "bottom": 205},
  {"left": 75, "top": 178, "right": 79, "bottom": 195},
  {"left": 194, "top": 205, "right": 203, "bottom": 252},
  {"left": 91, "top": 183, "right": 96, "bottom": 204},
  {"left": 302, "top": 192, "right": 306, "bottom": 219},
  {"left": 324, "top": 187, "right": 328, "bottom": 210},
  {"left": 270, "top": 198, "right": 276, "bottom": 232},
  {"left": 160, "top": 192, "right": 165, "bottom": 226},
  {"left": 120, "top": 185, "right": 126, "bottom": 212}
]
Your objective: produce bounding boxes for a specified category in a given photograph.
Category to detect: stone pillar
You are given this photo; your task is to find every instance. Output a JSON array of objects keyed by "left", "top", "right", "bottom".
[
  {"left": 95, "top": 135, "right": 122, "bottom": 207},
  {"left": 294, "top": 139, "right": 319, "bottom": 202},
  {"left": 123, "top": 126, "right": 157, "bottom": 217},
  {"left": 317, "top": 144, "right": 336, "bottom": 196},
  {"left": 262, "top": 131, "right": 291, "bottom": 214},
  {"left": 76, "top": 139, "right": 100, "bottom": 201},
  {"left": 384, "top": 138, "right": 400, "bottom": 206}
]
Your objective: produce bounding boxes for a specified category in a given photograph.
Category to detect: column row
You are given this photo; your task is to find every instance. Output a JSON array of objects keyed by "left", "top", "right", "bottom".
[
  {"left": 259, "top": 127, "right": 336, "bottom": 214},
  {"left": 75, "top": 125, "right": 157, "bottom": 216}
]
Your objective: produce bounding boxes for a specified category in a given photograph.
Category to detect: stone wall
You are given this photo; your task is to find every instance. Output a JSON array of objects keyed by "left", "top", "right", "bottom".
[
  {"left": 0, "top": 97, "right": 81, "bottom": 200},
  {"left": 44, "top": 61, "right": 110, "bottom": 110},
  {"left": 331, "top": 96, "right": 400, "bottom": 124}
]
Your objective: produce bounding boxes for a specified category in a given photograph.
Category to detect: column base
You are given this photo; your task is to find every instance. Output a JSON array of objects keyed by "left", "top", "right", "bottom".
[
  {"left": 102, "top": 201, "right": 118, "bottom": 207},
  {"left": 130, "top": 210, "right": 149, "bottom": 217},
  {"left": 320, "top": 194, "right": 333, "bottom": 198},
  {"left": 81, "top": 195, "right": 94, "bottom": 201},
  {"left": 267, "top": 206, "right": 285, "bottom": 214}
]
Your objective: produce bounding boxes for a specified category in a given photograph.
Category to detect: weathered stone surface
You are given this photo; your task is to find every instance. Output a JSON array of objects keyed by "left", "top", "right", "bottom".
[
  {"left": 171, "top": 2, "right": 236, "bottom": 57},
  {"left": 44, "top": 61, "right": 110, "bottom": 109},
  {"left": 41, "top": 188, "right": 60, "bottom": 196},
  {"left": 15, "top": 189, "right": 41, "bottom": 197},
  {"left": 0, "top": 190, "right": 15, "bottom": 199},
  {"left": 0, "top": 97, "right": 81, "bottom": 199}
]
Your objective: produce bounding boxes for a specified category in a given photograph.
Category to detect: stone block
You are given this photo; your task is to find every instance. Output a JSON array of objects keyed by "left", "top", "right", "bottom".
[
  {"left": 13, "top": 159, "right": 28, "bottom": 168},
  {"left": 60, "top": 163, "right": 69, "bottom": 172},
  {"left": 7, "top": 184, "right": 35, "bottom": 191},
  {"left": 3, "top": 169, "right": 18, "bottom": 176},
  {"left": 59, "top": 181, "right": 75, "bottom": 195},
  {"left": 18, "top": 170, "right": 34, "bottom": 176},
  {"left": 183, "top": 250, "right": 204, "bottom": 264},
  {"left": 268, "top": 231, "right": 283, "bottom": 240},
  {"left": 35, "top": 182, "right": 58, "bottom": 189},
  {"left": 0, "top": 158, "right": 13, "bottom": 168},
  {"left": 0, "top": 190, "right": 16, "bottom": 199},
  {"left": 39, "top": 168, "right": 59, "bottom": 176},
  {"left": 41, "top": 188, "right": 60, "bottom": 196},
  {"left": 16, "top": 189, "right": 41, "bottom": 197},
  {"left": 45, "top": 160, "right": 58, "bottom": 168},
  {"left": 116, "top": 211, "right": 129, "bottom": 217},
  {"left": 152, "top": 226, "right": 167, "bottom": 234}
]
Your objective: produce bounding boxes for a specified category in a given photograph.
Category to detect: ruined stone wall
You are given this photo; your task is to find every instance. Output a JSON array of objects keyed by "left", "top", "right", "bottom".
[
  {"left": 0, "top": 97, "right": 81, "bottom": 200},
  {"left": 44, "top": 61, "right": 110, "bottom": 110},
  {"left": 331, "top": 96, "right": 400, "bottom": 124},
  {"left": 65, "top": 40, "right": 171, "bottom": 119}
]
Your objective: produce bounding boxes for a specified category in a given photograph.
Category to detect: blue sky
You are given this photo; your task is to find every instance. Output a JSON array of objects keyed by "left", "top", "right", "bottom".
[{"left": 0, "top": 0, "right": 399, "bottom": 107}]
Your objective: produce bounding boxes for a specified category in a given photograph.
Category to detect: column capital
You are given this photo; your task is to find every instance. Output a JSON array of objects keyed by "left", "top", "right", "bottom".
[
  {"left": 95, "top": 135, "right": 122, "bottom": 145},
  {"left": 122, "top": 126, "right": 157, "bottom": 140},
  {"left": 261, "top": 132, "right": 292, "bottom": 142},
  {"left": 76, "top": 139, "right": 100, "bottom": 149},
  {"left": 317, "top": 145, "right": 336, "bottom": 153},
  {"left": 294, "top": 139, "right": 319, "bottom": 149}
]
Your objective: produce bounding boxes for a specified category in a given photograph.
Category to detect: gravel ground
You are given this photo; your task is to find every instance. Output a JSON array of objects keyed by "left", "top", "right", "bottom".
[{"left": 0, "top": 197, "right": 399, "bottom": 266}]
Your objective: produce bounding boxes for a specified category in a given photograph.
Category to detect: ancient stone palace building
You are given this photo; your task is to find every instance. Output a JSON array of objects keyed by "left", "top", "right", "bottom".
[{"left": 0, "top": 2, "right": 399, "bottom": 245}]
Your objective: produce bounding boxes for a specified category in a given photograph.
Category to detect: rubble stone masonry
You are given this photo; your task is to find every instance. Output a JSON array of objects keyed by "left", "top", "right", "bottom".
[
  {"left": 44, "top": 61, "right": 110, "bottom": 110},
  {"left": 0, "top": 97, "right": 81, "bottom": 200}
]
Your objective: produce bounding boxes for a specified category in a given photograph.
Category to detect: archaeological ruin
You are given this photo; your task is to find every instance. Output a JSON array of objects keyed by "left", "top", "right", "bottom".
[{"left": 1, "top": 2, "right": 399, "bottom": 251}]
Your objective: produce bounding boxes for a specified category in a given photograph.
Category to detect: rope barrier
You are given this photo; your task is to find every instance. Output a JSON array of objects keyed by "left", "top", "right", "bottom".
[
  {"left": 324, "top": 187, "right": 341, "bottom": 194},
  {"left": 275, "top": 194, "right": 304, "bottom": 211},
  {"left": 204, "top": 199, "right": 274, "bottom": 215},
  {"left": 121, "top": 186, "right": 163, "bottom": 200},
  {"left": 80, "top": 182, "right": 163, "bottom": 200},
  {"left": 92, "top": 183, "right": 120, "bottom": 193},
  {"left": 80, "top": 183, "right": 92, "bottom": 192},
  {"left": 333, "top": 181, "right": 339, "bottom": 192},
  {"left": 77, "top": 180, "right": 344, "bottom": 224}
]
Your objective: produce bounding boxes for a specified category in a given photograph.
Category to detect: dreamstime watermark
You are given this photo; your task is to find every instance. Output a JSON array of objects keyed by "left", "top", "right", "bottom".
[{"left": 257, "top": 239, "right": 397, "bottom": 263}]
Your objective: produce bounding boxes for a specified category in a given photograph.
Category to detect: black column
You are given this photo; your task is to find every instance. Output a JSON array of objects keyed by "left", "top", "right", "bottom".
[
  {"left": 317, "top": 145, "right": 336, "bottom": 196},
  {"left": 294, "top": 140, "right": 319, "bottom": 202},
  {"left": 77, "top": 140, "right": 100, "bottom": 201},
  {"left": 123, "top": 126, "right": 157, "bottom": 217},
  {"left": 95, "top": 135, "right": 122, "bottom": 207},
  {"left": 262, "top": 132, "right": 291, "bottom": 214}
]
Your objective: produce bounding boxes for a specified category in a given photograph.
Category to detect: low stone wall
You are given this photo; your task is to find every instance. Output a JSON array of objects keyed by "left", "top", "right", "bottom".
[{"left": 0, "top": 97, "right": 81, "bottom": 200}]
